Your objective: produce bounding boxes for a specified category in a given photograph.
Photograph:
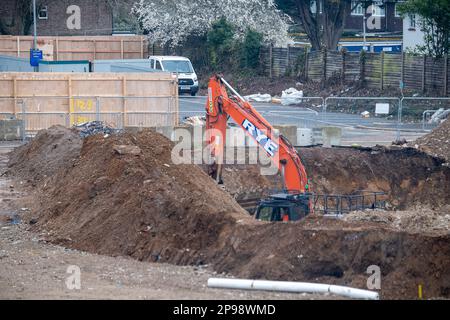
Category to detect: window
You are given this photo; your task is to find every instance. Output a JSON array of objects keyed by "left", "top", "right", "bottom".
[
  {"left": 38, "top": 6, "right": 48, "bottom": 20},
  {"left": 371, "top": 2, "right": 385, "bottom": 17},
  {"left": 149, "top": 59, "right": 154, "bottom": 68},
  {"left": 310, "top": 0, "right": 322, "bottom": 14},
  {"left": 409, "top": 14, "right": 416, "bottom": 28},
  {"left": 161, "top": 60, "right": 193, "bottom": 73},
  {"left": 351, "top": 1, "right": 364, "bottom": 16},
  {"left": 155, "top": 60, "right": 162, "bottom": 70},
  {"left": 395, "top": 3, "right": 401, "bottom": 17},
  {"left": 257, "top": 206, "right": 274, "bottom": 221}
]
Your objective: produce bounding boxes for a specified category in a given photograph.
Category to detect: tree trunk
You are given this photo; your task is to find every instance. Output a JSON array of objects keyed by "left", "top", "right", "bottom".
[
  {"left": 322, "top": 0, "right": 347, "bottom": 50},
  {"left": 294, "top": 0, "right": 321, "bottom": 50},
  {"left": 0, "top": 0, "right": 33, "bottom": 35},
  {"left": 293, "top": 0, "right": 350, "bottom": 51}
]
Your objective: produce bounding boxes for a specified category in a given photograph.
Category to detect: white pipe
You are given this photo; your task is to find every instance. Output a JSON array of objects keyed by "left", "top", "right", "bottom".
[{"left": 208, "top": 278, "right": 379, "bottom": 300}]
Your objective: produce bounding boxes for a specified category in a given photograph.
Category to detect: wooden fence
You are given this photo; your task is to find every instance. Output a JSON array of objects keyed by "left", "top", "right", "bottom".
[
  {"left": 261, "top": 46, "right": 449, "bottom": 95},
  {"left": 0, "top": 35, "right": 149, "bottom": 61},
  {"left": 0, "top": 72, "right": 178, "bottom": 133}
]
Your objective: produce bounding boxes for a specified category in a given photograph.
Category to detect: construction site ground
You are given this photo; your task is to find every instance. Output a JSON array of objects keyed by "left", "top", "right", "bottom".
[
  {"left": 0, "top": 142, "right": 332, "bottom": 300},
  {"left": 1, "top": 122, "right": 449, "bottom": 300}
]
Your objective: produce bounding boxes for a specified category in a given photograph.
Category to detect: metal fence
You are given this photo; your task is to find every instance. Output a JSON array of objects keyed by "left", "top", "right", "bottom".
[
  {"left": 1, "top": 94, "right": 449, "bottom": 146},
  {"left": 400, "top": 97, "right": 450, "bottom": 132},
  {"left": 0, "top": 95, "right": 178, "bottom": 140},
  {"left": 177, "top": 95, "right": 449, "bottom": 146}
]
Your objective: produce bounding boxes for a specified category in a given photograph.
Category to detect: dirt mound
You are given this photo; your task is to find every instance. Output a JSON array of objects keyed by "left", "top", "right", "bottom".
[
  {"left": 7, "top": 125, "right": 82, "bottom": 184},
  {"left": 9, "top": 127, "right": 450, "bottom": 299},
  {"left": 411, "top": 120, "right": 450, "bottom": 162},
  {"left": 343, "top": 206, "right": 450, "bottom": 235},
  {"left": 29, "top": 129, "right": 248, "bottom": 265}
]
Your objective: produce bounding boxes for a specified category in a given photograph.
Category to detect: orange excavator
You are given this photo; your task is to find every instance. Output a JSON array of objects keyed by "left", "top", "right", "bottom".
[{"left": 205, "top": 75, "right": 312, "bottom": 222}]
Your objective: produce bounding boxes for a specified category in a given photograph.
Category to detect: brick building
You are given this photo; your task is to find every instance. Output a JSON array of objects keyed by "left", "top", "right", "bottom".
[
  {"left": 345, "top": 0, "right": 403, "bottom": 34},
  {"left": 309, "top": 0, "right": 404, "bottom": 34},
  {"left": 0, "top": 0, "right": 113, "bottom": 36}
]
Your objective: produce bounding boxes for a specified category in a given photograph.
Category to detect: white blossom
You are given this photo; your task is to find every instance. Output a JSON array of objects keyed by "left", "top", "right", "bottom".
[{"left": 132, "top": 0, "right": 291, "bottom": 46}]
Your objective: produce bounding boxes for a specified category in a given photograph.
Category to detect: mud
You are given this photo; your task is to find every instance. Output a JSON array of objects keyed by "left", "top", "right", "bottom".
[{"left": 8, "top": 125, "right": 82, "bottom": 184}]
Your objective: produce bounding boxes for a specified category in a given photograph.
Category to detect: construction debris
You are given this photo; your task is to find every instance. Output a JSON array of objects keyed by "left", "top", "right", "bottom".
[
  {"left": 113, "top": 145, "right": 142, "bottom": 156},
  {"left": 75, "top": 121, "right": 117, "bottom": 138},
  {"left": 430, "top": 109, "right": 450, "bottom": 124},
  {"left": 244, "top": 93, "right": 272, "bottom": 103},
  {"left": 281, "top": 88, "right": 304, "bottom": 106},
  {"left": 183, "top": 116, "right": 205, "bottom": 126}
]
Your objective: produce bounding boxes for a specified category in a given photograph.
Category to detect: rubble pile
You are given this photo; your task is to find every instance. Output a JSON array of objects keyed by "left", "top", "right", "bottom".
[
  {"left": 412, "top": 119, "right": 450, "bottom": 162},
  {"left": 75, "top": 121, "right": 118, "bottom": 138}
]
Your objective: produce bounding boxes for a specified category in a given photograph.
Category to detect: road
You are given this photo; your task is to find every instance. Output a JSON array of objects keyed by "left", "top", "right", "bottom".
[{"left": 179, "top": 96, "right": 429, "bottom": 146}]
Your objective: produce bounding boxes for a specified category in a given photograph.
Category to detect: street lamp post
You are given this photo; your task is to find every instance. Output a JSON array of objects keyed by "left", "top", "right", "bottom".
[
  {"left": 363, "top": 15, "right": 367, "bottom": 51},
  {"left": 32, "top": 0, "right": 38, "bottom": 71}
]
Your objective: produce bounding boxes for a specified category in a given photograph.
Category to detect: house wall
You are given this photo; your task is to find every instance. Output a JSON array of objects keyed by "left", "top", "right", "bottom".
[
  {"left": 1, "top": 0, "right": 113, "bottom": 36},
  {"left": 403, "top": 15, "right": 426, "bottom": 51},
  {"left": 345, "top": 2, "right": 403, "bottom": 33}
]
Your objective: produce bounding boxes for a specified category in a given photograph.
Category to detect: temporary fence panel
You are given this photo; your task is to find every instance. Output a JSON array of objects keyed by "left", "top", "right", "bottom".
[
  {"left": 401, "top": 97, "right": 450, "bottom": 131},
  {"left": 0, "top": 35, "right": 149, "bottom": 61},
  {"left": 0, "top": 72, "right": 178, "bottom": 133}
]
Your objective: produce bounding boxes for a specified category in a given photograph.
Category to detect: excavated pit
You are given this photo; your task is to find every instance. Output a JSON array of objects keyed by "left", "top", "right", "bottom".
[
  {"left": 7, "top": 126, "right": 450, "bottom": 299},
  {"left": 215, "top": 146, "right": 450, "bottom": 211}
]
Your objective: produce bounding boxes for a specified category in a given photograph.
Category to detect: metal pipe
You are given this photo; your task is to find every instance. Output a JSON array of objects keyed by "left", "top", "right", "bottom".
[
  {"left": 33, "top": 0, "right": 37, "bottom": 50},
  {"left": 219, "top": 77, "right": 246, "bottom": 102},
  {"left": 208, "top": 278, "right": 379, "bottom": 300},
  {"left": 32, "top": 0, "right": 38, "bottom": 72}
]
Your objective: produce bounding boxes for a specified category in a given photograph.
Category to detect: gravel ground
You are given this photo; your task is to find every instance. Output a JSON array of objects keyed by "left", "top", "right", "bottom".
[{"left": 0, "top": 142, "right": 336, "bottom": 300}]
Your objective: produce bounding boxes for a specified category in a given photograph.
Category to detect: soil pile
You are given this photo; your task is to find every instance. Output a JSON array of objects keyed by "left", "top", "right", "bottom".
[
  {"left": 28, "top": 129, "right": 248, "bottom": 265},
  {"left": 343, "top": 206, "right": 450, "bottom": 235},
  {"left": 7, "top": 125, "right": 82, "bottom": 184},
  {"left": 8, "top": 127, "right": 450, "bottom": 299},
  {"left": 411, "top": 119, "right": 450, "bottom": 162}
]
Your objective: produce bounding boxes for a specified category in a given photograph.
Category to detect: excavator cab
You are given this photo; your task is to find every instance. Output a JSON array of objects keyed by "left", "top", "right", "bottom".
[{"left": 255, "top": 193, "right": 311, "bottom": 222}]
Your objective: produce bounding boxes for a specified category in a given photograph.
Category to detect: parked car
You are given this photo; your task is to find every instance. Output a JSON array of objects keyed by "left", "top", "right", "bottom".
[{"left": 149, "top": 56, "right": 199, "bottom": 96}]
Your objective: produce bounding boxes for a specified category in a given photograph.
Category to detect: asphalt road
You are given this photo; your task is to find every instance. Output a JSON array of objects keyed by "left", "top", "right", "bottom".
[{"left": 179, "top": 96, "right": 430, "bottom": 146}]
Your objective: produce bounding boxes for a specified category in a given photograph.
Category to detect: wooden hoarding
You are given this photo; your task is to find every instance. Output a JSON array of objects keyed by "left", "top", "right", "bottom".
[
  {"left": 0, "top": 72, "right": 178, "bottom": 132},
  {"left": 0, "top": 35, "right": 148, "bottom": 61}
]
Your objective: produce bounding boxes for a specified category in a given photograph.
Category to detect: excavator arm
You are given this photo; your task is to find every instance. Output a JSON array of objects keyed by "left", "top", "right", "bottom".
[{"left": 205, "top": 75, "right": 309, "bottom": 194}]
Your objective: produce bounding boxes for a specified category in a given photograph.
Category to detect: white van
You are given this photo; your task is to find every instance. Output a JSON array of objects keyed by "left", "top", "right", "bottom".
[{"left": 149, "top": 56, "right": 199, "bottom": 96}]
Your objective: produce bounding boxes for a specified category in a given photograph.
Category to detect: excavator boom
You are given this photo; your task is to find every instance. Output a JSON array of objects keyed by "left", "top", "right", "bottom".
[{"left": 205, "top": 75, "right": 310, "bottom": 221}]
